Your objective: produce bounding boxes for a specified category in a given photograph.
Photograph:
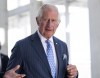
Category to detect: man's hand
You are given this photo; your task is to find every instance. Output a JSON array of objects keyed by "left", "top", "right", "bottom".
[
  {"left": 3, "top": 65, "right": 26, "bottom": 78},
  {"left": 67, "top": 64, "right": 78, "bottom": 78}
]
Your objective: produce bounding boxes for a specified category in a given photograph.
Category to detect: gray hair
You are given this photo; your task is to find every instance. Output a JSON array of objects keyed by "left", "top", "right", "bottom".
[{"left": 36, "top": 4, "right": 60, "bottom": 22}]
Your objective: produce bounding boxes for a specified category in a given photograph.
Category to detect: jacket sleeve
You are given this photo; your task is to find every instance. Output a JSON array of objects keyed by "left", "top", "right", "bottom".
[{"left": 6, "top": 42, "right": 23, "bottom": 74}]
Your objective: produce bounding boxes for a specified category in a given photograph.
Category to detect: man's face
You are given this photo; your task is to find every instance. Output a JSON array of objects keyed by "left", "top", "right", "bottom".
[{"left": 37, "top": 10, "right": 60, "bottom": 39}]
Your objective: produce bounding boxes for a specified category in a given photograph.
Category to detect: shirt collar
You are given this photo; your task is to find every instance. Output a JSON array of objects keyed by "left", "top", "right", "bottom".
[{"left": 37, "top": 30, "right": 53, "bottom": 43}]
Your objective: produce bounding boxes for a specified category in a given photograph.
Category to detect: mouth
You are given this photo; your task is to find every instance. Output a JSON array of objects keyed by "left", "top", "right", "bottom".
[{"left": 45, "top": 28, "right": 52, "bottom": 31}]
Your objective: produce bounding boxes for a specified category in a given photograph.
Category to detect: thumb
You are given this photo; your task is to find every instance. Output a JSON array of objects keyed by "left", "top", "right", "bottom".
[
  {"left": 21, "top": 74, "right": 26, "bottom": 77},
  {"left": 11, "top": 65, "right": 20, "bottom": 72}
]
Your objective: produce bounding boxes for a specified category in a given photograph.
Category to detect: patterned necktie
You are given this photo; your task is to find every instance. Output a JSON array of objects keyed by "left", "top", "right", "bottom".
[{"left": 46, "top": 40, "right": 56, "bottom": 78}]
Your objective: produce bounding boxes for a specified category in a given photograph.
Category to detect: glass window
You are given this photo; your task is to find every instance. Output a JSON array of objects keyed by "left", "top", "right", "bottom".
[
  {"left": 68, "top": 6, "right": 91, "bottom": 78},
  {"left": 54, "top": 5, "right": 67, "bottom": 43},
  {"left": 7, "top": 0, "right": 30, "bottom": 11},
  {"left": 19, "top": 0, "right": 30, "bottom": 6},
  {"left": 8, "top": 12, "right": 31, "bottom": 57},
  {"left": 7, "top": 0, "right": 18, "bottom": 11}
]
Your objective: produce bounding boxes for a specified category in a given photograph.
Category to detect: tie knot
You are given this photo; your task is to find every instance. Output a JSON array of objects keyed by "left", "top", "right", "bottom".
[{"left": 45, "top": 40, "right": 51, "bottom": 45}]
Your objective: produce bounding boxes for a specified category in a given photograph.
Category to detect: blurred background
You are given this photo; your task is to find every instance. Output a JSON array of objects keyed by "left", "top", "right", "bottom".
[{"left": 0, "top": 0, "right": 100, "bottom": 78}]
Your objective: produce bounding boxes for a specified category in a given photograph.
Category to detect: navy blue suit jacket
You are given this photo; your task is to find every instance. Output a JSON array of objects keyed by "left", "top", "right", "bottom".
[{"left": 7, "top": 32, "right": 70, "bottom": 78}]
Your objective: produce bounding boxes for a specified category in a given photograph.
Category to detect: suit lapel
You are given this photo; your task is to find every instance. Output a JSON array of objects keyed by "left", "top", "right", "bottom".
[
  {"left": 30, "top": 32, "right": 51, "bottom": 74},
  {"left": 53, "top": 37, "right": 63, "bottom": 78}
]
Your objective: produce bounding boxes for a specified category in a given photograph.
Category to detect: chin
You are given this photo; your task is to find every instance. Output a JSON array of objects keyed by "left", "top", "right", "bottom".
[
  {"left": 45, "top": 35, "right": 52, "bottom": 39},
  {"left": 44, "top": 33, "right": 53, "bottom": 38}
]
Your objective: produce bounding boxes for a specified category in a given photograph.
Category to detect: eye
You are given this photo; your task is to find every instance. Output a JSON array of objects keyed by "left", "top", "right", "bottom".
[{"left": 52, "top": 19, "right": 56, "bottom": 22}]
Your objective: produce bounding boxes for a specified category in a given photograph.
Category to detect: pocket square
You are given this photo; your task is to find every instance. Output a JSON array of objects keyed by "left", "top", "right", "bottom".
[{"left": 63, "top": 54, "right": 67, "bottom": 60}]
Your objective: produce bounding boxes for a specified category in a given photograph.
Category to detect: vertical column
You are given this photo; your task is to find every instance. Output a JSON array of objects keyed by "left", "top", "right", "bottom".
[
  {"left": 29, "top": 0, "right": 43, "bottom": 34},
  {"left": 64, "top": 0, "right": 70, "bottom": 50},
  {"left": 88, "top": 0, "right": 100, "bottom": 77},
  {"left": 0, "top": 0, "right": 8, "bottom": 55}
]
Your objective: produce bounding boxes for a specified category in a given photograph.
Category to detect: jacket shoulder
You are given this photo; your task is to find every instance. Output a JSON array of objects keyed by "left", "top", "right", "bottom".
[{"left": 53, "top": 36, "right": 67, "bottom": 45}]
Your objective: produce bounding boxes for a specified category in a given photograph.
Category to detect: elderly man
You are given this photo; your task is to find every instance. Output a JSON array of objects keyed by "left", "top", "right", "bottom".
[{"left": 7, "top": 4, "right": 78, "bottom": 78}]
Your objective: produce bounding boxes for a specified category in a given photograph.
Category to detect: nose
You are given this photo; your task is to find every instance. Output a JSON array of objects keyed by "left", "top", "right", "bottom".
[{"left": 47, "top": 19, "right": 52, "bottom": 26}]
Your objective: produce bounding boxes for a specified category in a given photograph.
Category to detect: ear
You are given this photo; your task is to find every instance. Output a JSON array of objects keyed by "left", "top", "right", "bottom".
[
  {"left": 56, "top": 20, "right": 60, "bottom": 27},
  {"left": 56, "top": 22, "right": 60, "bottom": 28},
  {"left": 36, "top": 17, "right": 39, "bottom": 26}
]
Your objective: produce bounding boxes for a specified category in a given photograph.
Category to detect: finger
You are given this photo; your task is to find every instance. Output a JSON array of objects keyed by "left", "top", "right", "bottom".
[
  {"left": 67, "top": 64, "right": 72, "bottom": 70},
  {"left": 16, "top": 74, "right": 26, "bottom": 78},
  {"left": 67, "top": 64, "right": 76, "bottom": 70},
  {"left": 21, "top": 74, "right": 26, "bottom": 77},
  {"left": 11, "top": 65, "right": 20, "bottom": 71}
]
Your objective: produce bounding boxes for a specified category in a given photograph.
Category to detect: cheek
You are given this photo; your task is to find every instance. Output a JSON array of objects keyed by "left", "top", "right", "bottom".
[
  {"left": 39, "top": 26, "right": 44, "bottom": 32},
  {"left": 54, "top": 25, "right": 58, "bottom": 31},
  {"left": 38, "top": 22, "right": 44, "bottom": 28},
  {"left": 39, "top": 24, "right": 46, "bottom": 32},
  {"left": 40, "top": 22, "right": 46, "bottom": 27}
]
